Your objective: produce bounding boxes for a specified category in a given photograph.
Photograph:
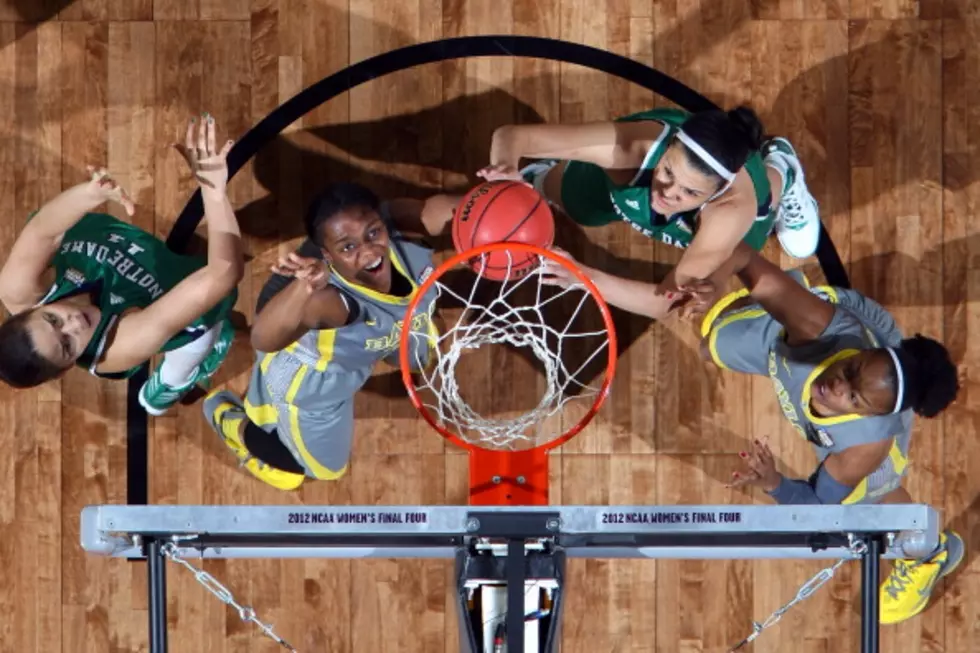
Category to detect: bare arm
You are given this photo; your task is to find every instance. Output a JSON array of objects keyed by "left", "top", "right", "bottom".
[
  {"left": 669, "top": 198, "right": 757, "bottom": 289},
  {"left": 99, "top": 117, "right": 244, "bottom": 373},
  {"left": 0, "top": 171, "right": 135, "bottom": 314},
  {"left": 250, "top": 276, "right": 349, "bottom": 352},
  {"left": 385, "top": 196, "right": 455, "bottom": 238},
  {"left": 542, "top": 253, "right": 677, "bottom": 320},
  {"left": 101, "top": 191, "right": 245, "bottom": 372},
  {"left": 737, "top": 437, "right": 893, "bottom": 505},
  {"left": 729, "top": 243, "right": 835, "bottom": 345},
  {"left": 490, "top": 121, "right": 665, "bottom": 171},
  {"left": 823, "top": 440, "right": 894, "bottom": 489}
]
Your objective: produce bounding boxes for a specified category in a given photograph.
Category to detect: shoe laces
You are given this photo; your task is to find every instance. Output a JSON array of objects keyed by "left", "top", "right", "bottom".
[
  {"left": 776, "top": 155, "right": 813, "bottom": 230},
  {"left": 885, "top": 559, "right": 921, "bottom": 600}
]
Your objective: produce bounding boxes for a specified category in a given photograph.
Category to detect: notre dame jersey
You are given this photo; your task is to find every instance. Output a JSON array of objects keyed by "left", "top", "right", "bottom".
[{"left": 36, "top": 212, "right": 237, "bottom": 379}]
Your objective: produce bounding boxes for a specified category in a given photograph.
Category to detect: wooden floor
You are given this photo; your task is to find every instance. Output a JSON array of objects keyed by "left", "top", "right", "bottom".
[{"left": 1, "top": 0, "right": 978, "bottom": 651}]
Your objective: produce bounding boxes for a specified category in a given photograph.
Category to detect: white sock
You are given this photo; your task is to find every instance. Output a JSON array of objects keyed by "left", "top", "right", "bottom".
[{"left": 157, "top": 324, "right": 221, "bottom": 387}]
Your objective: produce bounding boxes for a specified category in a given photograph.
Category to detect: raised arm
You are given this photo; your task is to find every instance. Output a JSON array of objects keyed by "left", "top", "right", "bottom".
[
  {"left": 488, "top": 120, "right": 665, "bottom": 172},
  {"left": 0, "top": 169, "right": 135, "bottom": 314},
  {"left": 383, "top": 196, "right": 457, "bottom": 239},
  {"left": 735, "top": 437, "right": 893, "bottom": 505},
  {"left": 721, "top": 243, "right": 836, "bottom": 345},
  {"left": 250, "top": 253, "right": 350, "bottom": 352},
  {"left": 99, "top": 116, "right": 245, "bottom": 373},
  {"left": 540, "top": 248, "right": 679, "bottom": 320}
]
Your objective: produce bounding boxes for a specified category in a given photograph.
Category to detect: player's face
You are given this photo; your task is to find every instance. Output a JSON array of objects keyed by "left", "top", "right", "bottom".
[
  {"left": 650, "top": 144, "right": 720, "bottom": 215},
  {"left": 320, "top": 206, "right": 393, "bottom": 292},
  {"left": 25, "top": 295, "right": 101, "bottom": 368},
  {"left": 809, "top": 350, "right": 897, "bottom": 417}
]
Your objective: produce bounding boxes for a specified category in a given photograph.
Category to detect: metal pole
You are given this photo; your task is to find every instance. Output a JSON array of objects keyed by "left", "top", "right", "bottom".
[
  {"left": 860, "top": 536, "right": 881, "bottom": 653},
  {"left": 507, "top": 539, "right": 526, "bottom": 653},
  {"left": 147, "top": 539, "right": 169, "bottom": 653}
]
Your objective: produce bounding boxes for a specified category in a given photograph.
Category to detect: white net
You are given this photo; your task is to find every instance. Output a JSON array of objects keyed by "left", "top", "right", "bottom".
[{"left": 404, "top": 250, "right": 614, "bottom": 451}]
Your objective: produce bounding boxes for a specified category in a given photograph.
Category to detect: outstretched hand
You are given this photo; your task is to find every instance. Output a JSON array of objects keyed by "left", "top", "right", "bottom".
[
  {"left": 538, "top": 247, "right": 586, "bottom": 289},
  {"left": 727, "top": 437, "right": 782, "bottom": 492},
  {"left": 673, "top": 278, "right": 723, "bottom": 320},
  {"left": 85, "top": 166, "right": 136, "bottom": 216},
  {"left": 476, "top": 163, "right": 529, "bottom": 185},
  {"left": 271, "top": 252, "right": 329, "bottom": 292},
  {"left": 174, "top": 113, "right": 234, "bottom": 197}
]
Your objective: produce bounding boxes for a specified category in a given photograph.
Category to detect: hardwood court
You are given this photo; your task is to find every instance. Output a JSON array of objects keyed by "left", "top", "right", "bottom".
[{"left": 0, "top": 1, "right": 977, "bottom": 651}]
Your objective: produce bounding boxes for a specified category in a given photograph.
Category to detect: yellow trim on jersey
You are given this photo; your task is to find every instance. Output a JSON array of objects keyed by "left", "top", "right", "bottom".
[
  {"left": 700, "top": 287, "right": 751, "bottom": 338},
  {"left": 812, "top": 284, "right": 838, "bottom": 303},
  {"left": 330, "top": 244, "right": 419, "bottom": 306},
  {"left": 707, "top": 308, "right": 768, "bottom": 370},
  {"left": 243, "top": 366, "right": 348, "bottom": 482},
  {"left": 287, "top": 404, "right": 347, "bottom": 480},
  {"left": 315, "top": 329, "right": 336, "bottom": 372},
  {"left": 284, "top": 364, "right": 343, "bottom": 479},
  {"left": 801, "top": 349, "right": 864, "bottom": 425},
  {"left": 243, "top": 397, "right": 278, "bottom": 428},
  {"left": 259, "top": 351, "right": 276, "bottom": 374},
  {"left": 842, "top": 439, "right": 909, "bottom": 505}
]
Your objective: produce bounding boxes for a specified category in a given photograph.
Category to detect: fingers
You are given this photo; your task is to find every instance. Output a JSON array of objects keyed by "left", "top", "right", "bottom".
[
  {"left": 197, "top": 114, "right": 209, "bottom": 156},
  {"left": 219, "top": 139, "right": 234, "bottom": 159},
  {"left": 185, "top": 118, "right": 196, "bottom": 154},
  {"left": 118, "top": 188, "right": 136, "bottom": 216},
  {"left": 476, "top": 164, "right": 524, "bottom": 183},
  {"left": 754, "top": 438, "right": 774, "bottom": 465},
  {"left": 726, "top": 469, "right": 761, "bottom": 489},
  {"left": 206, "top": 115, "right": 216, "bottom": 155},
  {"left": 272, "top": 252, "right": 322, "bottom": 277}
]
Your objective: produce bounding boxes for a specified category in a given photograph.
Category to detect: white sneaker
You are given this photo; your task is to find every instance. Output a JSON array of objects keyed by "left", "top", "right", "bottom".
[{"left": 765, "top": 138, "right": 821, "bottom": 259}]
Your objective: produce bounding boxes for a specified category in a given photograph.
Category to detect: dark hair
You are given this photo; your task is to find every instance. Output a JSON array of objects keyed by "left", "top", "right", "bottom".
[
  {"left": 676, "top": 106, "right": 766, "bottom": 184},
  {"left": 303, "top": 182, "right": 382, "bottom": 246},
  {"left": 0, "top": 310, "right": 68, "bottom": 389},
  {"left": 887, "top": 334, "right": 959, "bottom": 418}
]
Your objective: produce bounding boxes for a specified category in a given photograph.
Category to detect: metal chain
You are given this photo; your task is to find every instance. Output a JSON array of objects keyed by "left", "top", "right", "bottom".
[
  {"left": 160, "top": 542, "right": 298, "bottom": 651},
  {"left": 727, "top": 539, "right": 869, "bottom": 652}
]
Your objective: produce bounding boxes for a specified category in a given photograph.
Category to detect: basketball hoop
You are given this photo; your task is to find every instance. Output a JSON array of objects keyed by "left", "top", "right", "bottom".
[{"left": 399, "top": 242, "right": 618, "bottom": 506}]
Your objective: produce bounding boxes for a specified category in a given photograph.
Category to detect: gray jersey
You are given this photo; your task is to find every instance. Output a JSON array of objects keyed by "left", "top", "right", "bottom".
[
  {"left": 710, "top": 285, "right": 912, "bottom": 466},
  {"left": 243, "top": 211, "right": 438, "bottom": 478}
]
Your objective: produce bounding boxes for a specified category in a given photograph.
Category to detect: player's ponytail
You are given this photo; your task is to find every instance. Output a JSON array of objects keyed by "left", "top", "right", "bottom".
[
  {"left": 883, "top": 334, "right": 959, "bottom": 418},
  {"left": 0, "top": 310, "right": 67, "bottom": 388},
  {"left": 675, "top": 105, "right": 767, "bottom": 187},
  {"left": 304, "top": 182, "right": 382, "bottom": 246},
  {"left": 725, "top": 106, "right": 766, "bottom": 152}
]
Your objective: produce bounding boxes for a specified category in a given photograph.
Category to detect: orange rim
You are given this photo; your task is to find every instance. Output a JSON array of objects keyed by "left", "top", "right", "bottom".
[{"left": 399, "top": 241, "right": 618, "bottom": 504}]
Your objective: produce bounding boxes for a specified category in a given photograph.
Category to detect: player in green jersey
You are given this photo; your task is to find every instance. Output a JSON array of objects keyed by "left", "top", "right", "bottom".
[
  {"left": 0, "top": 114, "right": 244, "bottom": 416},
  {"left": 479, "top": 106, "right": 820, "bottom": 318}
]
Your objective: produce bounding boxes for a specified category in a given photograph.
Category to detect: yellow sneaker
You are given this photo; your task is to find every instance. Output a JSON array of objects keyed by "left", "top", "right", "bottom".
[
  {"left": 203, "top": 390, "right": 305, "bottom": 491},
  {"left": 880, "top": 529, "right": 964, "bottom": 624}
]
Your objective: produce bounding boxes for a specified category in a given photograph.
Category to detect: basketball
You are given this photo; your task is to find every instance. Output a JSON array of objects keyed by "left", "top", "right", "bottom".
[{"left": 451, "top": 180, "right": 555, "bottom": 281}]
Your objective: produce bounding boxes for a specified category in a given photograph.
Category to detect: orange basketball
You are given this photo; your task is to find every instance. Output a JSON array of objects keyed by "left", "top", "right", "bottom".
[{"left": 451, "top": 181, "right": 555, "bottom": 281}]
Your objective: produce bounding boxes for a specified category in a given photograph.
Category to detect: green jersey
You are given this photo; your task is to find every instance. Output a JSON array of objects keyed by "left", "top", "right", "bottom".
[
  {"left": 36, "top": 212, "right": 237, "bottom": 379},
  {"left": 559, "top": 107, "right": 775, "bottom": 251}
]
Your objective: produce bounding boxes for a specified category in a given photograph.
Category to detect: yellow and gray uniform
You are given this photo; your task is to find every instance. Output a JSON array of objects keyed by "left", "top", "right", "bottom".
[
  {"left": 243, "top": 221, "right": 438, "bottom": 480},
  {"left": 704, "top": 281, "right": 911, "bottom": 505}
]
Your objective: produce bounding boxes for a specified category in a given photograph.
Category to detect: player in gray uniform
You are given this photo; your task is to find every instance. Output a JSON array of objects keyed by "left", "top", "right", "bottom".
[
  {"left": 202, "top": 183, "right": 444, "bottom": 491},
  {"left": 697, "top": 242, "right": 962, "bottom": 625}
]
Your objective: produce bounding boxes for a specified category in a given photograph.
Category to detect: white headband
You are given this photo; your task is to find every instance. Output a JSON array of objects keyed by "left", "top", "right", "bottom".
[
  {"left": 884, "top": 347, "right": 905, "bottom": 414},
  {"left": 675, "top": 130, "right": 737, "bottom": 182}
]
